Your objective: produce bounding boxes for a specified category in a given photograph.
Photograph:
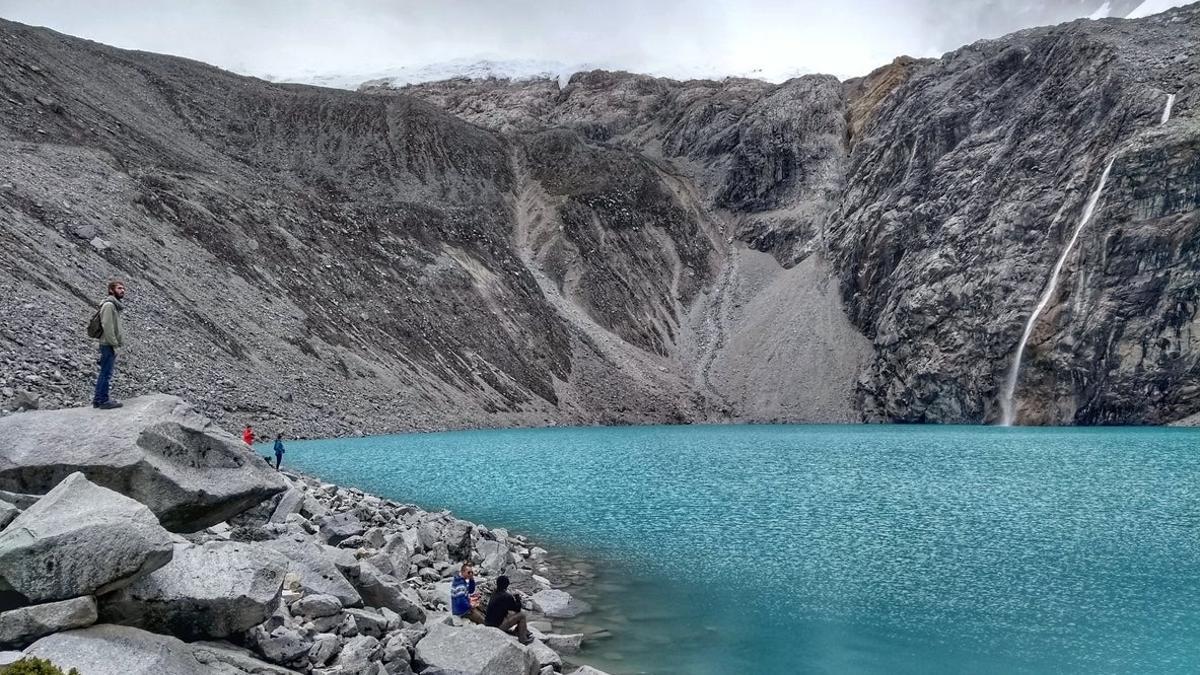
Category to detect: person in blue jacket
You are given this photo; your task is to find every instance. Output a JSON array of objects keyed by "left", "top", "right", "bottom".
[
  {"left": 273, "top": 435, "right": 286, "bottom": 470},
  {"left": 450, "top": 562, "right": 484, "bottom": 624}
]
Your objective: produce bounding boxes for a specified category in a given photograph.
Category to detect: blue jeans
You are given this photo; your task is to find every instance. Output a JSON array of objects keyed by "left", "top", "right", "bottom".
[{"left": 93, "top": 345, "right": 117, "bottom": 405}]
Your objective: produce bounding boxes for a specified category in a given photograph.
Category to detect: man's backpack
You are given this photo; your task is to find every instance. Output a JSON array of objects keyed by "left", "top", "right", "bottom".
[{"left": 86, "top": 302, "right": 109, "bottom": 339}]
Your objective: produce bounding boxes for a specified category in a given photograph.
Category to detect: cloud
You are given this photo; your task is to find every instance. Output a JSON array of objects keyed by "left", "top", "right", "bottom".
[{"left": 0, "top": 0, "right": 1188, "bottom": 84}]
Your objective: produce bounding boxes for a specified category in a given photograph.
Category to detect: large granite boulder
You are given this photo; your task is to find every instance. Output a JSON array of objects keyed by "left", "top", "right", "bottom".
[
  {"left": 0, "top": 473, "right": 173, "bottom": 608},
  {"left": 100, "top": 541, "right": 287, "bottom": 639},
  {"left": 0, "top": 596, "right": 97, "bottom": 649},
  {"left": 261, "top": 534, "right": 361, "bottom": 607},
  {"left": 414, "top": 623, "right": 539, "bottom": 675},
  {"left": 24, "top": 624, "right": 297, "bottom": 675},
  {"left": 0, "top": 395, "right": 287, "bottom": 532},
  {"left": 349, "top": 562, "right": 425, "bottom": 623}
]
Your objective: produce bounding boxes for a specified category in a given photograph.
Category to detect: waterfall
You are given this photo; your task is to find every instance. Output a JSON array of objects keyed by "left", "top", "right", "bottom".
[
  {"left": 1161, "top": 93, "right": 1176, "bottom": 125},
  {"left": 999, "top": 157, "right": 1116, "bottom": 426}
]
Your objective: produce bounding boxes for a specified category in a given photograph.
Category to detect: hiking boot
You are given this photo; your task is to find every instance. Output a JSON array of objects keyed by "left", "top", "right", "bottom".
[{"left": 95, "top": 400, "right": 123, "bottom": 409}]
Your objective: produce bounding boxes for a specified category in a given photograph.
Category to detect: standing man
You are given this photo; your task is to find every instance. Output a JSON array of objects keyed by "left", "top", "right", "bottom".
[
  {"left": 91, "top": 279, "right": 125, "bottom": 409},
  {"left": 243, "top": 425, "right": 255, "bottom": 447},
  {"left": 273, "top": 435, "right": 286, "bottom": 470}
]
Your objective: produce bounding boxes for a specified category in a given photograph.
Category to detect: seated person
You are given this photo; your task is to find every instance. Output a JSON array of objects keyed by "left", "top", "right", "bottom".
[
  {"left": 484, "top": 575, "right": 532, "bottom": 644},
  {"left": 450, "top": 562, "right": 484, "bottom": 624}
]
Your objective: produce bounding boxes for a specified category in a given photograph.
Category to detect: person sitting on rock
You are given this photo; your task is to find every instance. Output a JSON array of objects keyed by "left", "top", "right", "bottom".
[
  {"left": 485, "top": 574, "right": 532, "bottom": 644},
  {"left": 273, "top": 435, "right": 286, "bottom": 470},
  {"left": 451, "top": 562, "right": 485, "bottom": 624},
  {"left": 243, "top": 424, "right": 255, "bottom": 446}
]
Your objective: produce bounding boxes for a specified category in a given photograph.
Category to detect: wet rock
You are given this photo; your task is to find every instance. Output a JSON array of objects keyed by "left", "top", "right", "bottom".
[
  {"left": 0, "top": 473, "right": 173, "bottom": 607},
  {"left": 529, "top": 589, "right": 589, "bottom": 619},
  {"left": 543, "top": 632, "right": 584, "bottom": 654}
]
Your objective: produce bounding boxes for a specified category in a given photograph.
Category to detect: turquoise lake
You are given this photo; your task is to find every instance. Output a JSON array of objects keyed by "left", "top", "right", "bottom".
[{"left": 279, "top": 424, "right": 1200, "bottom": 674}]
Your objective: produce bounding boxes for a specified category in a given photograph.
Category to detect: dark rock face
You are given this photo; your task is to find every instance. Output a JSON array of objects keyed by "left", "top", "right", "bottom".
[
  {"left": 827, "top": 10, "right": 1200, "bottom": 424},
  {"left": 2, "top": 7, "right": 1199, "bottom": 427}
]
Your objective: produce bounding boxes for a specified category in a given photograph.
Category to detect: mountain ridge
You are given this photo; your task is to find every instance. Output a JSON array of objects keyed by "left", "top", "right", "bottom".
[{"left": 1, "top": 5, "right": 1198, "bottom": 432}]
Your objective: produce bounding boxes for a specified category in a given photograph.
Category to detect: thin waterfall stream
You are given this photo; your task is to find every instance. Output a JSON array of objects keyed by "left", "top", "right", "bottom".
[
  {"left": 999, "top": 157, "right": 1116, "bottom": 426},
  {"left": 1162, "top": 92, "right": 1176, "bottom": 124}
]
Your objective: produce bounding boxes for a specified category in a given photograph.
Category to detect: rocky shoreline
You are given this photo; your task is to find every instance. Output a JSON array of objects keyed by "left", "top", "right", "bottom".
[{"left": 0, "top": 395, "right": 612, "bottom": 675}]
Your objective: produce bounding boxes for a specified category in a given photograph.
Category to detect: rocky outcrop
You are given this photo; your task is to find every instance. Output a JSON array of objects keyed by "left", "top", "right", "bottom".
[
  {"left": 0, "top": 396, "right": 287, "bottom": 530},
  {"left": 414, "top": 623, "right": 540, "bottom": 675},
  {"left": 0, "top": 596, "right": 97, "bottom": 649},
  {"left": 0, "top": 472, "right": 173, "bottom": 607},
  {"left": 99, "top": 541, "right": 288, "bottom": 639},
  {"left": 24, "top": 624, "right": 296, "bottom": 675},
  {"left": 0, "top": 401, "right": 605, "bottom": 673}
]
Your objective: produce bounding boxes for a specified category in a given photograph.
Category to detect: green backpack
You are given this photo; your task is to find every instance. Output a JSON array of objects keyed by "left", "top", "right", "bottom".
[{"left": 86, "top": 301, "right": 111, "bottom": 339}]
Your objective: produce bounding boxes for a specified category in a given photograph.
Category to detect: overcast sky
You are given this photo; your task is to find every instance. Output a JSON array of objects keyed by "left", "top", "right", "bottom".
[{"left": 0, "top": 0, "right": 1185, "bottom": 83}]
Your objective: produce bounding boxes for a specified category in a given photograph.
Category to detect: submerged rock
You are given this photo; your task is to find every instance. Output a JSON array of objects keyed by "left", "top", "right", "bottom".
[
  {"left": 530, "top": 589, "right": 589, "bottom": 619},
  {"left": 0, "top": 396, "right": 287, "bottom": 531}
]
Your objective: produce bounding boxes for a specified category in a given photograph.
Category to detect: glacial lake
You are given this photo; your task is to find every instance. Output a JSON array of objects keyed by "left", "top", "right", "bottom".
[{"left": 279, "top": 424, "right": 1200, "bottom": 674}]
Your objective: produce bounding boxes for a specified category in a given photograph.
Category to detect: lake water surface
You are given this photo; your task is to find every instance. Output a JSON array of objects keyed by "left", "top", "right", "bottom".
[{"left": 282, "top": 424, "right": 1200, "bottom": 674}]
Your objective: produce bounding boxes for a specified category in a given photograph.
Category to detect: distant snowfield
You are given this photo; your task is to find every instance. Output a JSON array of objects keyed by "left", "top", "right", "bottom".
[
  {"left": 263, "top": 0, "right": 1191, "bottom": 91},
  {"left": 261, "top": 56, "right": 812, "bottom": 91}
]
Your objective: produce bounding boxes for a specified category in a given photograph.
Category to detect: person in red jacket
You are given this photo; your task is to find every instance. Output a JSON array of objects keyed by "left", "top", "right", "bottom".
[{"left": 242, "top": 425, "right": 255, "bottom": 446}]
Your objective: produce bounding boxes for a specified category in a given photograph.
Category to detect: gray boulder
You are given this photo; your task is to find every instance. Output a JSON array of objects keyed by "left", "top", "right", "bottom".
[
  {"left": 270, "top": 488, "right": 305, "bottom": 524},
  {"left": 527, "top": 639, "right": 561, "bottom": 670},
  {"left": 476, "top": 539, "right": 508, "bottom": 574},
  {"left": 0, "top": 490, "right": 37, "bottom": 510},
  {"left": 319, "top": 512, "right": 366, "bottom": 546},
  {"left": 343, "top": 608, "right": 388, "bottom": 638},
  {"left": 414, "top": 623, "right": 539, "bottom": 675},
  {"left": 0, "top": 473, "right": 173, "bottom": 607},
  {"left": 262, "top": 535, "right": 362, "bottom": 607},
  {"left": 335, "top": 634, "right": 382, "bottom": 668},
  {"left": 350, "top": 563, "right": 425, "bottom": 623},
  {"left": 25, "top": 624, "right": 299, "bottom": 674},
  {"left": 530, "top": 590, "right": 589, "bottom": 619},
  {"left": 100, "top": 541, "right": 287, "bottom": 639},
  {"left": 0, "top": 596, "right": 97, "bottom": 649},
  {"left": 189, "top": 641, "right": 300, "bottom": 674},
  {"left": 251, "top": 625, "right": 313, "bottom": 665},
  {"left": 0, "top": 396, "right": 287, "bottom": 531},
  {"left": 292, "top": 593, "right": 343, "bottom": 619},
  {"left": 569, "top": 667, "right": 613, "bottom": 675},
  {"left": 0, "top": 500, "right": 16, "bottom": 530},
  {"left": 542, "top": 632, "right": 584, "bottom": 654},
  {"left": 307, "top": 632, "right": 340, "bottom": 667},
  {"left": 0, "top": 651, "right": 21, "bottom": 667}
]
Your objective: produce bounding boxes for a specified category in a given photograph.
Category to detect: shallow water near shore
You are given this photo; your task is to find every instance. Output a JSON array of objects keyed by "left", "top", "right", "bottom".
[{"left": 281, "top": 424, "right": 1200, "bottom": 674}]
